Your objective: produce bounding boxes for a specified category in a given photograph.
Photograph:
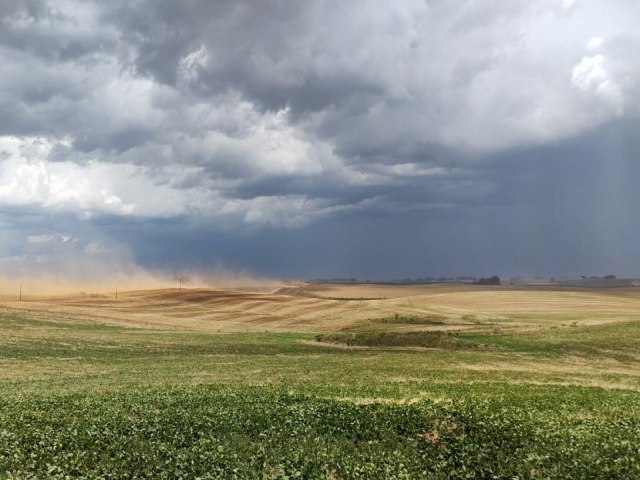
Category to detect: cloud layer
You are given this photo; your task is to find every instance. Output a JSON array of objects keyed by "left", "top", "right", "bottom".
[{"left": 0, "top": 0, "right": 639, "bottom": 280}]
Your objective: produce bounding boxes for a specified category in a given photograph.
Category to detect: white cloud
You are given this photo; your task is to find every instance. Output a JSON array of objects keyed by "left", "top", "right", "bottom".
[
  {"left": 27, "top": 234, "right": 56, "bottom": 244},
  {"left": 572, "top": 55, "right": 609, "bottom": 91},
  {"left": 571, "top": 55, "right": 623, "bottom": 113},
  {"left": 587, "top": 36, "right": 604, "bottom": 49},
  {"left": 0, "top": 136, "right": 186, "bottom": 217},
  {"left": 561, "top": 0, "right": 579, "bottom": 11},
  {"left": 26, "top": 234, "right": 73, "bottom": 244}
]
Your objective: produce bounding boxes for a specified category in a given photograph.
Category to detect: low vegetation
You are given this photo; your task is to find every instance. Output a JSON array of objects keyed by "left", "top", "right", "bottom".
[
  {"left": 314, "top": 330, "right": 486, "bottom": 349},
  {"left": 361, "top": 314, "right": 448, "bottom": 326},
  {"left": 2, "top": 387, "right": 639, "bottom": 479},
  {"left": 1, "top": 284, "right": 639, "bottom": 478}
]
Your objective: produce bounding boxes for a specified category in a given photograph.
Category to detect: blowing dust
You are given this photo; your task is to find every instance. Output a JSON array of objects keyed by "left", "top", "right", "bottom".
[{"left": 0, "top": 265, "right": 291, "bottom": 299}]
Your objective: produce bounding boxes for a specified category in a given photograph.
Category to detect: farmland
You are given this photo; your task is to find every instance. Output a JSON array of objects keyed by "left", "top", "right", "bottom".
[{"left": 1, "top": 283, "right": 639, "bottom": 478}]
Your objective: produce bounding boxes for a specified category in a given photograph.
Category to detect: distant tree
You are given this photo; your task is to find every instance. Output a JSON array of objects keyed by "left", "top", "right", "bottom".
[
  {"left": 475, "top": 275, "right": 501, "bottom": 286},
  {"left": 550, "top": 277, "right": 555, "bottom": 283},
  {"left": 603, "top": 275, "right": 617, "bottom": 280}
]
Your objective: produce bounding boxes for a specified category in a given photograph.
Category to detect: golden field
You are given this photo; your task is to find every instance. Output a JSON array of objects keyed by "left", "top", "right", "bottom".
[{"left": 2, "top": 282, "right": 640, "bottom": 333}]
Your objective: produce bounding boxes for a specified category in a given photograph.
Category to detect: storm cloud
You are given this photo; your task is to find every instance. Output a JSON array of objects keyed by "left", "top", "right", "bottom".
[{"left": 0, "top": 0, "right": 639, "bottom": 282}]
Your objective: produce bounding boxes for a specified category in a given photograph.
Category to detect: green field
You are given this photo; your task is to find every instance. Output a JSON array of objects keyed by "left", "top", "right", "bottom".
[{"left": 1, "top": 286, "right": 639, "bottom": 479}]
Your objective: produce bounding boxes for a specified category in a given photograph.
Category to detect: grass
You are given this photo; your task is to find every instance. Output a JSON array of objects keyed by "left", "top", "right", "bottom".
[
  {"left": 462, "top": 322, "right": 640, "bottom": 361},
  {"left": 339, "top": 314, "right": 450, "bottom": 331},
  {"left": 1, "top": 286, "right": 640, "bottom": 478},
  {"left": 314, "top": 330, "right": 486, "bottom": 349},
  {"left": 2, "top": 386, "right": 639, "bottom": 479}
]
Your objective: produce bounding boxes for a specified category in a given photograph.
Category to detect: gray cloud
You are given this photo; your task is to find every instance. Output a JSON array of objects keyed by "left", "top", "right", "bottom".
[{"left": 0, "top": 0, "right": 639, "bottom": 279}]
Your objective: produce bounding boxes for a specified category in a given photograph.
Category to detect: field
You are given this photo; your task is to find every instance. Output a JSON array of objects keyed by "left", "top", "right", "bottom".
[{"left": 1, "top": 283, "right": 639, "bottom": 478}]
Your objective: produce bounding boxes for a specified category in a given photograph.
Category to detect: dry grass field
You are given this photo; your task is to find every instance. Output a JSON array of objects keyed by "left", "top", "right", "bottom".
[
  {"left": 3, "top": 282, "right": 640, "bottom": 332},
  {"left": 2, "top": 282, "right": 639, "bottom": 391}
]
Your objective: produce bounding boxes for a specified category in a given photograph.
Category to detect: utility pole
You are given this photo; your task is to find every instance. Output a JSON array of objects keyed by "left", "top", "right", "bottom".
[
  {"left": 179, "top": 278, "right": 182, "bottom": 291},
  {"left": 19, "top": 283, "right": 22, "bottom": 301},
  {"left": 116, "top": 283, "right": 118, "bottom": 299}
]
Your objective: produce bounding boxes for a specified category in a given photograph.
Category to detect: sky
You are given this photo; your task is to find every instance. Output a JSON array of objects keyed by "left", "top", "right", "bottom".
[{"left": 0, "top": 0, "right": 639, "bottom": 284}]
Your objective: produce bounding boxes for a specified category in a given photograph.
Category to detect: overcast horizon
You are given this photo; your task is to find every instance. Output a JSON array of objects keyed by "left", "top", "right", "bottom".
[{"left": 1, "top": 0, "right": 639, "bottom": 283}]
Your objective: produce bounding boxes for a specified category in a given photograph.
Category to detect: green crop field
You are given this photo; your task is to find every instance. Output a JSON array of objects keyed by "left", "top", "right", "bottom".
[{"left": 1, "top": 284, "right": 639, "bottom": 478}]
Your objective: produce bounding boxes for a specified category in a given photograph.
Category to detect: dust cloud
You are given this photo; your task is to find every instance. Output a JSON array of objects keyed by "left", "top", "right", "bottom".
[{"left": 0, "top": 264, "right": 291, "bottom": 299}]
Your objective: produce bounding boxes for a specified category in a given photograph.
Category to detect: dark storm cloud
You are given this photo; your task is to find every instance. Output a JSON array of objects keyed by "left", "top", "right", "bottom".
[
  {"left": 0, "top": 0, "right": 115, "bottom": 60},
  {"left": 104, "top": 0, "right": 384, "bottom": 113},
  {"left": 120, "top": 119, "right": 640, "bottom": 279},
  {"left": 0, "top": 0, "right": 639, "bottom": 278}
]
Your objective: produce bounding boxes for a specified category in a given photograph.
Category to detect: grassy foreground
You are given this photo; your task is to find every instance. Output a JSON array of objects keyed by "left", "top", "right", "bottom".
[
  {"left": 2, "top": 386, "right": 638, "bottom": 479},
  {"left": 1, "top": 306, "right": 639, "bottom": 479}
]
